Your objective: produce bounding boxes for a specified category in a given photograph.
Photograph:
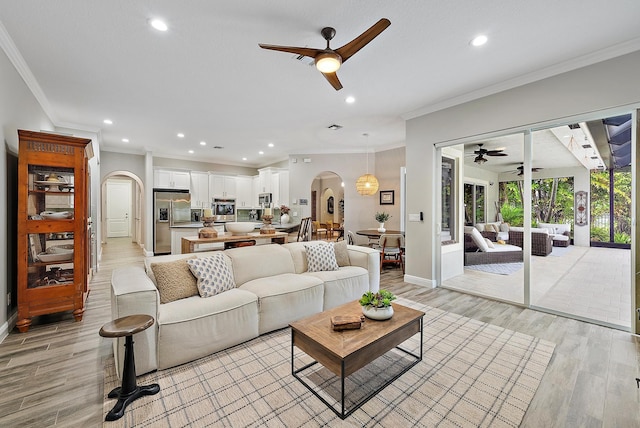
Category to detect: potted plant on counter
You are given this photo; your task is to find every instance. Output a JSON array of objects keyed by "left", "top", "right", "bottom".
[
  {"left": 359, "top": 290, "right": 397, "bottom": 320},
  {"left": 375, "top": 212, "right": 391, "bottom": 232}
]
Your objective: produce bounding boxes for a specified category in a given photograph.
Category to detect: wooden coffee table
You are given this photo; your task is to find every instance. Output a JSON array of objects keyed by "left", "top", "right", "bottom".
[{"left": 289, "top": 300, "right": 424, "bottom": 419}]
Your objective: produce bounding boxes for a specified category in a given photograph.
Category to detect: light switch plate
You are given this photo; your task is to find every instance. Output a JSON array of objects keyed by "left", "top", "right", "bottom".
[{"left": 409, "top": 213, "right": 421, "bottom": 222}]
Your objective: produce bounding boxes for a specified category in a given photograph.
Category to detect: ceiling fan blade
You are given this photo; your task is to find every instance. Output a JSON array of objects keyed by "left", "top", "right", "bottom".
[
  {"left": 322, "top": 71, "right": 343, "bottom": 90},
  {"left": 258, "top": 44, "right": 321, "bottom": 58},
  {"left": 487, "top": 152, "right": 508, "bottom": 157},
  {"left": 336, "top": 18, "right": 391, "bottom": 62}
]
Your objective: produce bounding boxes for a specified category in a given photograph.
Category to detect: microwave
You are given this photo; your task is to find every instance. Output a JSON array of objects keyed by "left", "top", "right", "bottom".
[{"left": 258, "top": 193, "right": 272, "bottom": 205}]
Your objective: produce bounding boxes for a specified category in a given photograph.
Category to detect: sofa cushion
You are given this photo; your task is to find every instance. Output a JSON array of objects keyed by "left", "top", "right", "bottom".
[
  {"left": 187, "top": 253, "right": 235, "bottom": 298},
  {"left": 333, "top": 240, "right": 351, "bottom": 267},
  {"left": 468, "top": 227, "right": 490, "bottom": 252},
  {"left": 239, "top": 273, "right": 324, "bottom": 334},
  {"left": 150, "top": 257, "right": 198, "bottom": 304},
  {"left": 304, "top": 266, "right": 369, "bottom": 310},
  {"left": 304, "top": 243, "right": 339, "bottom": 272},
  {"left": 224, "top": 244, "right": 295, "bottom": 286},
  {"left": 157, "top": 288, "right": 259, "bottom": 370}
]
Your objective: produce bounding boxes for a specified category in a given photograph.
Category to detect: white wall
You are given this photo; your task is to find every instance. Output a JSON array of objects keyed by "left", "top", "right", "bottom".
[
  {"left": 406, "top": 50, "right": 640, "bottom": 285},
  {"left": 0, "top": 47, "right": 54, "bottom": 340}
]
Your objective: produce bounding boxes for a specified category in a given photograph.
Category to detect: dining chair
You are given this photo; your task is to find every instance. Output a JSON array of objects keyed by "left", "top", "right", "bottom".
[
  {"left": 296, "top": 217, "right": 312, "bottom": 242},
  {"left": 313, "top": 221, "right": 328, "bottom": 240},
  {"left": 379, "top": 233, "right": 405, "bottom": 273}
]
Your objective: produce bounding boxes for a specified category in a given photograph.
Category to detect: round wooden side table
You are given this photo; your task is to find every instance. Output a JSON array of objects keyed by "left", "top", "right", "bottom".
[{"left": 100, "top": 314, "right": 160, "bottom": 421}]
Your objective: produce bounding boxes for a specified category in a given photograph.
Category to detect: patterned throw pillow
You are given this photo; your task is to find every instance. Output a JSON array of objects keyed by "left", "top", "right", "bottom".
[
  {"left": 332, "top": 240, "right": 351, "bottom": 267},
  {"left": 150, "top": 257, "right": 198, "bottom": 304},
  {"left": 187, "top": 253, "right": 236, "bottom": 298},
  {"left": 304, "top": 243, "right": 339, "bottom": 272}
]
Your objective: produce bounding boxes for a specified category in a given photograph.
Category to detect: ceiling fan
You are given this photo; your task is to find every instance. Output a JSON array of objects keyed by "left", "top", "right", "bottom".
[
  {"left": 470, "top": 143, "right": 508, "bottom": 164},
  {"left": 513, "top": 164, "right": 544, "bottom": 176},
  {"left": 258, "top": 18, "right": 391, "bottom": 90}
]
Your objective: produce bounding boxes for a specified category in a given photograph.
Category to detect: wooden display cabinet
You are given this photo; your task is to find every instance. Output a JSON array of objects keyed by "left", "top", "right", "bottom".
[{"left": 16, "top": 130, "right": 93, "bottom": 332}]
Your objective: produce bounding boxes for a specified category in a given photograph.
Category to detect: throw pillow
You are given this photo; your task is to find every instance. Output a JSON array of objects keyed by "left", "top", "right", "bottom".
[
  {"left": 484, "top": 238, "right": 495, "bottom": 249},
  {"left": 304, "top": 243, "right": 339, "bottom": 272},
  {"left": 469, "top": 228, "right": 490, "bottom": 252},
  {"left": 150, "top": 257, "right": 198, "bottom": 304},
  {"left": 500, "top": 223, "right": 510, "bottom": 232},
  {"left": 187, "top": 253, "right": 236, "bottom": 298},
  {"left": 332, "top": 240, "right": 351, "bottom": 267}
]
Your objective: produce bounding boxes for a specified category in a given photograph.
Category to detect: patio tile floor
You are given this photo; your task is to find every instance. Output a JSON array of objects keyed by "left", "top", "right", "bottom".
[{"left": 442, "top": 246, "right": 631, "bottom": 329}]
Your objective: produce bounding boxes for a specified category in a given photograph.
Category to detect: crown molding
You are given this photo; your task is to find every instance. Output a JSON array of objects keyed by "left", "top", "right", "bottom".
[
  {"left": 403, "top": 37, "right": 640, "bottom": 120},
  {"left": 0, "top": 19, "right": 58, "bottom": 124}
]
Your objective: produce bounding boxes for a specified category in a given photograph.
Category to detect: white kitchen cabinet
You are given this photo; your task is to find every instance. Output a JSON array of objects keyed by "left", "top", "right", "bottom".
[
  {"left": 154, "top": 169, "right": 190, "bottom": 190},
  {"left": 190, "top": 171, "right": 210, "bottom": 208},
  {"left": 235, "top": 176, "right": 253, "bottom": 208},
  {"left": 270, "top": 173, "right": 280, "bottom": 206},
  {"left": 278, "top": 170, "right": 289, "bottom": 208},
  {"left": 252, "top": 176, "right": 260, "bottom": 206},
  {"left": 209, "top": 174, "right": 236, "bottom": 198}
]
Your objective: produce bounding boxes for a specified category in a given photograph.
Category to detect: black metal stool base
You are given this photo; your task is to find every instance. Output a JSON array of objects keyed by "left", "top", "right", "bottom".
[{"left": 105, "top": 383, "right": 160, "bottom": 421}]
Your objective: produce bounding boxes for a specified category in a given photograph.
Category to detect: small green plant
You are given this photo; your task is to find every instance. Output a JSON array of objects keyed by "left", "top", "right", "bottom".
[
  {"left": 500, "top": 203, "right": 524, "bottom": 227},
  {"left": 614, "top": 231, "right": 631, "bottom": 244},
  {"left": 375, "top": 212, "right": 391, "bottom": 223},
  {"left": 359, "top": 290, "right": 396, "bottom": 308},
  {"left": 590, "top": 226, "right": 609, "bottom": 242}
]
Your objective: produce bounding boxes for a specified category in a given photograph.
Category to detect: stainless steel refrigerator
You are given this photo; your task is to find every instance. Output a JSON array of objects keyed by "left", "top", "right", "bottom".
[{"left": 153, "top": 189, "right": 191, "bottom": 254}]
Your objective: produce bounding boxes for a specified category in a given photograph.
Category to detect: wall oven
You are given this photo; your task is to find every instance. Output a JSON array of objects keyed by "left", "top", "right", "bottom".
[{"left": 212, "top": 198, "right": 236, "bottom": 222}]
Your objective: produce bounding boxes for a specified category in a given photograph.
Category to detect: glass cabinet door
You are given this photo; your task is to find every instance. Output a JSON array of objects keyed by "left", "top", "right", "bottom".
[{"left": 26, "top": 165, "right": 76, "bottom": 289}]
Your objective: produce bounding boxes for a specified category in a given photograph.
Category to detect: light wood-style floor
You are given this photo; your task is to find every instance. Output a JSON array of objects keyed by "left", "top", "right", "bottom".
[{"left": 0, "top": 238, "right": 638, "bottom": 427}]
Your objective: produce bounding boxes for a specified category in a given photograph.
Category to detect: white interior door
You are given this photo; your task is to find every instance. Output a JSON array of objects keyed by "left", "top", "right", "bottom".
[{"left": 106, "top": 179, "right": 132, "bottom": 237}]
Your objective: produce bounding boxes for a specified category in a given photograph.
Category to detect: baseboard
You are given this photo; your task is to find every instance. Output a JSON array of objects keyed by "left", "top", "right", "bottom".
[
  {"left": 143, "top": 249, "right": 154, "bottom": 257},
  {"left": 404, "top": 274, "right": 436, "bottom": 288},
  {"left": 0, "top": 310, "right": 16, "bottom": 343}
]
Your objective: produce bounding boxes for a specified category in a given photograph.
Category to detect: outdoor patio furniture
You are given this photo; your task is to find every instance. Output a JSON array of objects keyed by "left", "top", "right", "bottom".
[
  {"left": 464, "top": 228, "right": 523, "bottom": 265},
  {"left": 508, "top": 227, "right": 553, "bottom": 256}
]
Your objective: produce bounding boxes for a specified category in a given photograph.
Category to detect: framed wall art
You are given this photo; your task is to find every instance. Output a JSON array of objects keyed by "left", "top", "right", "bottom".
[
  {"left": 380, "top": 190, "right": 394, "bottom": 205},
  {"left": 574, "top": 190, "right": 588, "bottom": 226}
]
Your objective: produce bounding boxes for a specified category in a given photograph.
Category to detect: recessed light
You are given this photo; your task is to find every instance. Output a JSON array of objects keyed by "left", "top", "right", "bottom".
[
  {"left": 188, "top": 150, "right": 194, "bottom": 154},
  {"left": 177, "top": 133, "right": 184, "bottom": 138},
  {"left": 103, "top": 119, "right": 113, "bottom": 125},
  {"left": 200, "top": 141, "right": 207, "bottom": 146},
  {"left": 268, "top": 143, "right": 274, "bottom": 148},
  {"left": 345, "top": 96, "right": 355, "bottom": 104},
  {"left": 470, "top": 35, "right": 488, "bottom": 47},
  {"left": 242, "top": 157, "right": 247, "bottom": 161},
  {"left": 150, "top": 19, "right": 168, "bottom": 32},
  {"left": 327, "top": 124, "right": 342, "bottom": 130},
  {"left": 259, "top": 151, "right": 264, "bottom": 155},
  {"left": 122, "top": 138, "right": 129, "bottom": 143}
]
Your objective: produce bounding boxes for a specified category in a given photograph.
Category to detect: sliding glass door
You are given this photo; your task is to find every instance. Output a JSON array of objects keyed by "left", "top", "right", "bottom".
[{"left": 440, "top": 112, "right": 634, "bottom": 330}]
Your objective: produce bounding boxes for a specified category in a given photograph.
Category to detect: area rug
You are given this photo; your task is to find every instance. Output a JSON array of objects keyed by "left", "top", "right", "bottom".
[
  {"left": 465, "top": 262, "right": 524, "bottom": 275},
  {"left": 103, "top": 299, "right": 554, "bottom": 427}
]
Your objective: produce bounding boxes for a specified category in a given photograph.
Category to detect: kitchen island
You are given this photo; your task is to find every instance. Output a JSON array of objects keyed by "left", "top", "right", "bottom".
[{"left": 181, "top": 231, "right": 289, "bottom": 254}]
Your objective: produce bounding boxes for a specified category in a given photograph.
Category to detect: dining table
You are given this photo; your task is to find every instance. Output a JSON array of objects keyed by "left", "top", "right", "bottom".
[{"left": 355, "top": 229, "right": 404, "bottom": 238}]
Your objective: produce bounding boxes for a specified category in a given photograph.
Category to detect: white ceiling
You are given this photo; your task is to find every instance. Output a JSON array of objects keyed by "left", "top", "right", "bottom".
[{"left": 1, "top": 1, "right": 640, "bottom": 167}]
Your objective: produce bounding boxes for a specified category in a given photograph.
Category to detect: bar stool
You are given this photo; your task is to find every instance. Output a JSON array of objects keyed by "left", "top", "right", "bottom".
[{"left": 100, "top": 314, "right": 160, "bottom": 421}]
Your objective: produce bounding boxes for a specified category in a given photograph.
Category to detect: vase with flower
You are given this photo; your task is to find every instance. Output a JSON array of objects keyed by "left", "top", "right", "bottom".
[{"left": 280, "top": 205, "right": 291, "bottom": 224}]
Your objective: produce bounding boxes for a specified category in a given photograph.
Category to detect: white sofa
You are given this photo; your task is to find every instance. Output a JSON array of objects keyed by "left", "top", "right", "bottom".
[
  {"left": 110, "top": 242, "right": 380, "bottom": 377},
  {"left": 537, "top": 222, "right": 571, "bottom": 247}
]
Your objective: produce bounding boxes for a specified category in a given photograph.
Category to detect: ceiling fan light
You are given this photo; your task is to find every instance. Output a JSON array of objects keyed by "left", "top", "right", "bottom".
[
  {"left": 356, "top": 173, "right": 379, "bottom": 196},
  {"left": 474, "top": 155, "right": 487, "bottom": 164},
  {"left": 315, "top": 52, "right": 342, "bottom": 73}
]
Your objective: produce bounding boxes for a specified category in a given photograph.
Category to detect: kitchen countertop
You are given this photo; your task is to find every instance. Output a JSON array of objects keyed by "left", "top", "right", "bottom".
[{"left": 171, "top": 221, "right": 299, "bottom": 231}]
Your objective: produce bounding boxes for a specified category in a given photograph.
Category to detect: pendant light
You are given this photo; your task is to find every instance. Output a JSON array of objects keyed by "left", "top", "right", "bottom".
[{"left": 356, "top": 133, "right": 379, "bottom": 196}]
